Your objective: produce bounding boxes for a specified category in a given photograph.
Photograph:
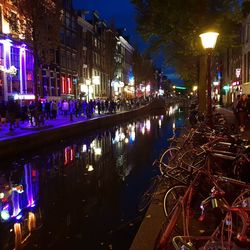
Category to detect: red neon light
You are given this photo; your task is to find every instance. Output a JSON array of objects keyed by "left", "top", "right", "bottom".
[
  {"left": 67, "top": 77, "right": 72, "bottom": 94},
  {"left": 64, "top": 147, "right": 68, "bottom": 165},
  {"left": 64, "top": 147, "right": 74, "bottom": 165},
  {"left": 32, "top": 170, "right": 36, "bottom": 177},
  {"left": 27, "top": 72, "right": 32, "bottom": 81}
]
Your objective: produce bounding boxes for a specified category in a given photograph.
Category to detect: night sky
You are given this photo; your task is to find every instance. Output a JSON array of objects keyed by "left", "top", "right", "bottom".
[
  {"left": 73, "top": 0, "right": 143, "bottom": 48},
  {"left": 73, "top": 0, "right": 182, "bottom": 84}
]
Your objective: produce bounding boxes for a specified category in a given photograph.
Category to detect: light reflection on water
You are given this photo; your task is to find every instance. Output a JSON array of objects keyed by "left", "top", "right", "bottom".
[{"left": 0, "top": 106, "right": 186, "bottom": 250}]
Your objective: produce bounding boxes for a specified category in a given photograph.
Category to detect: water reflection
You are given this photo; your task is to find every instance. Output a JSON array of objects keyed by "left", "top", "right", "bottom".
[
  {"left": 0, "top": 106, "right": 185, "bottom": 250},
  {"left": 0, "top": 163, "right": 39, "bottom": 250}
]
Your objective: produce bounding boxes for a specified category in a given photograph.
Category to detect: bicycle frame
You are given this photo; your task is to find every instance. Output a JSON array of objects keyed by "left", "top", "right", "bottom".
[{"left": 155, "top": 168, "right": 250, "bottom": 250}]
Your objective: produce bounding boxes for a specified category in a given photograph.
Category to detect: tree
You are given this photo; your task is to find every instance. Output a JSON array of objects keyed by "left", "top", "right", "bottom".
[
  {"left": 131, "top": 0, "right": 242, "bottom": 84},
  {"left": 132, "top": 49, "right": 143, "bottom": 94},
  {"left": 132, "top": 50, "right": 155, "bottom": 96},
  {"left": 5, "top": 0, "right": 61, "bottom": 99}
]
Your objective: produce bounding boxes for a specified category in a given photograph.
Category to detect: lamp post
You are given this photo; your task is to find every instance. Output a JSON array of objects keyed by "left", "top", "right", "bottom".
[{"left": 199, "top": 32, "right": 219, "bottom": 127}]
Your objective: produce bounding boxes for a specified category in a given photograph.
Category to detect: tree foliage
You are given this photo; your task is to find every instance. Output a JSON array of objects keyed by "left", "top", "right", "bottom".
[
  {"left": 132, "top": 50, "right": 155, "bottom": 88},
  {"left": 131, "top": 0, "right": 243, "bottom": 84}
]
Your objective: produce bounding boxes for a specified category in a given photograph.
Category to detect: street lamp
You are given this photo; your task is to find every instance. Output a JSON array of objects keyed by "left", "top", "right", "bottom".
[{"left": 199, "top": 31, "right": 219, "bottom": 127}]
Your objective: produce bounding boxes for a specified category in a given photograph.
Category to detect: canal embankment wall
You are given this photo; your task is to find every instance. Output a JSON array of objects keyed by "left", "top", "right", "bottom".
[{"left": 0, "top": 102, "right": 164, "bottom": 159}]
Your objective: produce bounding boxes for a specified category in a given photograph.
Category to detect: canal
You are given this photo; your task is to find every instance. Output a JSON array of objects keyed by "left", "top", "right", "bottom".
[{"left": 0, "top": 105, "right": 186, "bottom": 250}]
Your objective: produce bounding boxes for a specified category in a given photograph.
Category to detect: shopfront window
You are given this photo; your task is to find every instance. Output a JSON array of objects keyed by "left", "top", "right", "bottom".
[
  {"left": 61, "top": 76, "right": 66, "bottom": 94},
  {"left": 11, "top": 47, "right": 20, "bottom": 93},
  {"left": 26, "top": 50, "right": 34, "bottom": 93}
]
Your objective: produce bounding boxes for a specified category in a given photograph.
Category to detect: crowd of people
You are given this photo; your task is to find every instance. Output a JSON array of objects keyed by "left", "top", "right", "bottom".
[
  {"left": 232, "top": 94, "right": 250, "bottom": 132},
  {"left": 0, "top": 97, "right": 149, "bottom": 131},
  {"left": 188, "top": 94, "right": 250, "bottom": 133}
]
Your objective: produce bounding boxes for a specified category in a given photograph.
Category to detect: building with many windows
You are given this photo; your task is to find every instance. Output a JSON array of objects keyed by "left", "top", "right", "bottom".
[
  {"left": 0, "top": 0, "right": 34, "bottom": 102},
  {"left": 118, "top": 35, "right": 134, "bottom": 98},
  {"left": 88, "top": 11, "right": 108, "bottom": 99},
  {"left": 0, "top": 0, "right": 136, "bottom": 103},
  {"left": 32, "top": 0, "right": 79, "bottom": 101},
  {"left": 59, "top": 0, "right": 78, "bottom": 100},
  {"left": 77, "top": 10, "right": 93, "bottom": 101}
]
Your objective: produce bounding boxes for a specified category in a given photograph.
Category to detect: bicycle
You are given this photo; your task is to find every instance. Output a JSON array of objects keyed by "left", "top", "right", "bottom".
[
  {"left": 199, "top": 181, "right": 250, "bottom": 249},
  {"left": 155, "top": 168, "right": 250, "bottom": 250}
]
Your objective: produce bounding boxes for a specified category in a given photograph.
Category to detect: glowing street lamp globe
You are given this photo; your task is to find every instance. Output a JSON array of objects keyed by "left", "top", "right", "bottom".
[
  {"left": 199, "top": 31, "right": 219, "bottom": 127},
  {"left": 199, "top": 32, "right": 219, "bottom": 49}
]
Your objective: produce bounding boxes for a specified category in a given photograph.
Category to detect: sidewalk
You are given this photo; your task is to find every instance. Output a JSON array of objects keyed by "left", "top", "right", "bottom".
[
  {"left": 216, "top": 107, "right": 250, "bottom": 140},
  {"left": 0, "top": 111, "right": 119, "bottom": 142}
]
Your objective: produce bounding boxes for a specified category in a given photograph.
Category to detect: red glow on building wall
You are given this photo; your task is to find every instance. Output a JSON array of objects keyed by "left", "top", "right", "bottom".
[
  {"left": 67, "top": 77, "right": 72, "bottom": 94},
  {"left": 61, "top": 76, "right": 72, "bottom": 94},
  {"left": 27, "top": 72, "right": 32, "bottom": 81},
  {"left": 64, "top": 147, "right": 74, "bottom": 165}
]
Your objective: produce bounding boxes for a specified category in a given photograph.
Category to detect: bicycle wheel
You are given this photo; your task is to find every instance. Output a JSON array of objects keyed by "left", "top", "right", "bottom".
[
  {"left": 163, "top": 185, "right": 187, "bottom": 217},
  {"left": 159, "top": 147, "right": 180, "bottom": 175},
  {"left": 221, "top": 190, "right": 250, "bottom": 247}
]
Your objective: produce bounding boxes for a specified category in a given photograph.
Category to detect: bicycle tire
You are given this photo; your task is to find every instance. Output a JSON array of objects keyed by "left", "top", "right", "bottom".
[
  {"left": 159, "top": 147, "right": 180, "bottom": 175},
  {"left": 163, "top": 185, "right": 187, "bottom": 217},
  {"left": 220, "top": 190, "right": 250, "bottom": 248}
]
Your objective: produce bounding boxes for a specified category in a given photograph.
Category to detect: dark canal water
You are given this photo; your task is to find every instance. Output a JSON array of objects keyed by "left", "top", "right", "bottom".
[{"left": 0, "top": 106, "right": 186, "bottom": 250}]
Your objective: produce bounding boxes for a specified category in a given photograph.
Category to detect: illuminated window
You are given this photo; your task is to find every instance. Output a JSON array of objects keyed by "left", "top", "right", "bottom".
[
  {"left": 11, "top": 47, "right": 20, "bottom": 92},
  {"left": 67, "top": 77, "right": 72, "bottom": 94},
  {"left": 26, "top": 50, "right": 33, "bottom": 93},
  {"left": 61, "top": 76, "right": 65, "bottom": 94},
  {"left": 11, "top": 47, "right": 19, "bottom": 68}
]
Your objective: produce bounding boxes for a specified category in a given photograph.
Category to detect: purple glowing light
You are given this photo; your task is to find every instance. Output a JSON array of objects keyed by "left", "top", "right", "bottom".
[
  {"left": 16, "top": 214, "right": 22, "bottom": 220},
  {"left": 12, "top": 191, "right": 21, "bottom": 217},
  {"left": 0, "top": 38, "right": 34, "bottom": 99},
  {"left": 3, "top": 204, "right": 9, "bottom": 210},
  {"left": 0, "top": 39, "right": 12, "bottom": 46},
  {"left": 20, "top": 45, "right": 26, "bottom": 93}
]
